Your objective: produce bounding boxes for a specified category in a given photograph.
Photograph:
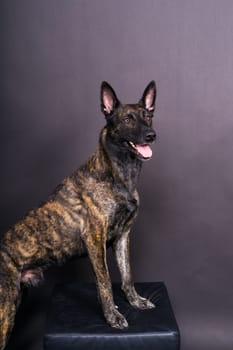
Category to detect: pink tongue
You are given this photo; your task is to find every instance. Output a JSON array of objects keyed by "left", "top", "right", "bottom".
[{"left": 135, "top": 144, "right": 152, "bottom": 158}]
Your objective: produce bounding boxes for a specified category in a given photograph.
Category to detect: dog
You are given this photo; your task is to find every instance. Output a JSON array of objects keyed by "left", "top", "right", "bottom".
[{"left": 0, "top": 81, "right": 157, "bottom": 349}]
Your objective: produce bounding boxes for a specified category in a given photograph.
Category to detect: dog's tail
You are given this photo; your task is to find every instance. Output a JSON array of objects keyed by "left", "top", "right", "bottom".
[{"left": 0, "top": 257, "right": 21, "bottom": 350}]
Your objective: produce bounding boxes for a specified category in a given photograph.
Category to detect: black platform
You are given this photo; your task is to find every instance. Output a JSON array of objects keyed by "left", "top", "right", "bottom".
[{"left": 44, "top": 282, "right": 180, "bottom": 350}]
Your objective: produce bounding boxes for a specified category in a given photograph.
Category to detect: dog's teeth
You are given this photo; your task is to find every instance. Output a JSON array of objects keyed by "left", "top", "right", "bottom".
[{"left": 129, "top": 141, "right": 135, "bottom": 148}]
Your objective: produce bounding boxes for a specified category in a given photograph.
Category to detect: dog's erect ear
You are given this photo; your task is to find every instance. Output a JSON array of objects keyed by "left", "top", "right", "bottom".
[
  {"left": 140, "top": 81, "right": 156, "bottom": 112},
  {"left": 101, "top": 81, "right": 120, "bottom": 117}
]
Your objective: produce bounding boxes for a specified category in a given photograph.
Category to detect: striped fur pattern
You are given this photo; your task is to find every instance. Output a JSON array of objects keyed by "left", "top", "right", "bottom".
[{"left": 0, "top": 81, "right": 157, "bottom": 349}]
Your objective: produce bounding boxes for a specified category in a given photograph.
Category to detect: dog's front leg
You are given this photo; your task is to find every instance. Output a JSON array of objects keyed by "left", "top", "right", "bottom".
[
  {"left": 113, "top": 230, "right": 155, "bottom": 309},
  {"left": 83, "top": 231, "right": 128, "bottom": 329}
]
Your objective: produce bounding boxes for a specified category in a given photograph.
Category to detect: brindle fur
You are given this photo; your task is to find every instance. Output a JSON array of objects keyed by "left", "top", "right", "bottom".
[{"left": 0, "top": 81, "right": 157, "bottom": 349}]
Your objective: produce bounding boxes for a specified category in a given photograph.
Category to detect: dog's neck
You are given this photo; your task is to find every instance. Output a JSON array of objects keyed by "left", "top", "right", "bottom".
[
  {"left": 99, "top": 127, "right": 142, "bottom": 192},
  {"left": 81, "top": 128, "right": 142, "bottom": 192}
]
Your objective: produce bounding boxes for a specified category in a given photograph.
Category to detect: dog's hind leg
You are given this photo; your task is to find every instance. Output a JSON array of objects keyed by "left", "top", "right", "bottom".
[
  {"left": 0, "top": 273, "right": 21, "bottom": 350},
  {"left": 0, "top": 251, "right": 21, "bottom": 350}
]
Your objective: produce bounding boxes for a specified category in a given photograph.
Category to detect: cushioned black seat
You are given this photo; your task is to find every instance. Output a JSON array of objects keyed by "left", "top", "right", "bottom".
[{"left": 44, "top": 282, "right": 180, "bottom": 350}]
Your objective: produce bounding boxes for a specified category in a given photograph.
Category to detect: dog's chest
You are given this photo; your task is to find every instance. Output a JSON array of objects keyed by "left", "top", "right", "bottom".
[
  {"left": 107, "top": 194, "right": 138, "bottom": 240},
  {"left": 83, "top": 176, "right": 139, "bottom": 240},
  {"left": 105, "top": 184, "right": 139, "bottom": 240}
]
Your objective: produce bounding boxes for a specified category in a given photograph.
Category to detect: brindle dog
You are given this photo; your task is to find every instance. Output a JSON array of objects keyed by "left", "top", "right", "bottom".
[{"left": 0, "top": 81, "right": 157, "bottom": 349}]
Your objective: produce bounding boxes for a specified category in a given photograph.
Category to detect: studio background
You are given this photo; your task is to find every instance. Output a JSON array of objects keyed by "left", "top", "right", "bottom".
[{"left": 1, "top": 1, "right": 233, "bottom": 349}]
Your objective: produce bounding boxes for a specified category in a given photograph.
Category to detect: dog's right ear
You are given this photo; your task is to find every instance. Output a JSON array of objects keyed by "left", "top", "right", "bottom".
[{"left": 101, "top": 82, "right": 120, "bottom": 117}]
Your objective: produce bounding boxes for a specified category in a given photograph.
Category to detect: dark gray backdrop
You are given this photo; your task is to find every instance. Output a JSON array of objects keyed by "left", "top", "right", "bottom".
[{"left": 1, "top": 1, "right": 233, "bottom": 349}]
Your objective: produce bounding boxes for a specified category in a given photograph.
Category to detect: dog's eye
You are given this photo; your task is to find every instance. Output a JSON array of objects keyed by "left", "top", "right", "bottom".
[
  {"left": 144, "top": 115, "right": 152, "bottom": 124},
  {"left": 123, "top": 114, "right": 136, "bottom": 125},
  {"left": 123, "top": 116, "right": 132, "bottom": 124}
]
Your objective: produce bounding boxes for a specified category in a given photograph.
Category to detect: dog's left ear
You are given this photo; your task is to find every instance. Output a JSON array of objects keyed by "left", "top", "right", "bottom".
[
  {"left": 140, "top": 81, "right": 156, "bottom": 112},
  {"left": 101, "top": 81, "right": 121, "bottom": 117}
]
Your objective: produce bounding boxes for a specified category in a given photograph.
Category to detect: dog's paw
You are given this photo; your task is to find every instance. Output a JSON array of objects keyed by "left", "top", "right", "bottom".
[
  {"left": 106, "top": 309, "right": 128, "bottom": 329},
  {"left": 129, "top": 296, "right": 155, "bottom": 310}
]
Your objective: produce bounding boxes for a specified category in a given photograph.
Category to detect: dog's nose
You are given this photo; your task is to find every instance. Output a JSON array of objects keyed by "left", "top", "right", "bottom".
[{"left": 145, "top": 131, "right": 156, "bottom": 143}]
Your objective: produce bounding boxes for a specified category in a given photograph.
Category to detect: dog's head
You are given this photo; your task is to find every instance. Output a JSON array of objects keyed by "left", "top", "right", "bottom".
[{"left": 101, "top": 81, "right": 156, "bottom": 161}]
